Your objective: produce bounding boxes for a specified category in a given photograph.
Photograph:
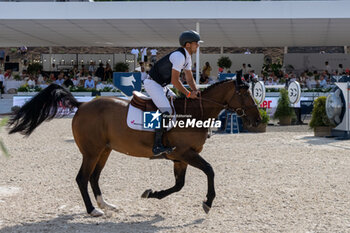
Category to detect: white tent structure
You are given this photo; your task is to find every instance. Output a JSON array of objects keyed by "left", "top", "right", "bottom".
[
  {"left": 0, "top": 1, "right": 350, "bottom": 48},
  {"left": 1, "top": 1, "right": 350, "bottom": 81}
]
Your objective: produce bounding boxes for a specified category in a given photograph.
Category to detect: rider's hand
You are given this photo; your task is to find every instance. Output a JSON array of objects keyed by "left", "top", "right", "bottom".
[{"left": 189, "top": 90, "right": 199, "bottom": 99}]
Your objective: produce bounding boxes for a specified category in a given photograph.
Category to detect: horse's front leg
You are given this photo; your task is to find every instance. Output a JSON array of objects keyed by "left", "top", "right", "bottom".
[
  {"left": 141, "top": 161, "right": 187, "bottom": 199},
  {"left": 181, "top": 149, "right": 215, "bottom": 214}
]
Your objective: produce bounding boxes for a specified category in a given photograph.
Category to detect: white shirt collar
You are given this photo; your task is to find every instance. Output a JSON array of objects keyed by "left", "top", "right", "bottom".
[{"left": 183, "top": 48, "right": 191, "bottom": 59}]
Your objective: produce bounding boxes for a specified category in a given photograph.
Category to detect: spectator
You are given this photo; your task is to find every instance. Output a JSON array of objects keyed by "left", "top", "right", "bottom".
[
  {"left": 140, "top": 47, "right": 148, "bottom": 62},
  {"left": 242, "top": 63, "right": 248, "bottom": 75},
  {"left": 55, "top": 72, "right": 64, "bottom": 85},
  {"left": 248, "top": 70, "right": 258, "bottom": 82},
  {"left": 88, "top": 62, "right": 95, "bottom": 75},
  {"left": 131, "top": 48, "right": 140, "bottom": 62},
  {"left": 325, "top": 61, "right": 332, "bottom": 75},
  {"left": 49, "top": 73, "right": 56, "bottom": 83},
  {"left": 27, "top": 75, "right": 36, "bottom": 87},
  {"left": 337, "top": 64, "right": 344, "bottom": 75},
  {"left": 104, "top": 63, "right": 113, "bottom": 81},
  {"left": 4, "top": 69, "right": 12, "bottom": 79},
  {"left": 150, "top": 48, "right": 158, "bottom": 64},
  {"left": 247, "top": 64, "right": 253, "bottom": 72},
  {"left": 265, "top": 77, "right": 275, "bottom": 86},
  {"left": 19, "top": 46, "right": 27, "bottom": 55},
  {"left": 51, "top": 63, "right": 57, "bottom": 72},
  {"left": 84, "top": 75, "right": 95, "bottom": 89},
  {"left": 201, "top": 62, "right": 212, "bottom": 81},
  {"left": 72, "top": 76, "right": 79, "bottom": 86},
  {"left": 63, "top": 75, "right": 74, "bottom": 88},
  {"left": 140, "top": 66, "right": 147, "bottom": 82},
  {"left": 318, "top": 74, "right": 327, "bottom": 88},
  {"left": 95, "top": 63, "right": 105, "bottom": 81},
  {"left": 244, "top": 49, "right": 251, "bottom": 54},
  {"left": 80, "top": 65, "right": 87, "bottom": 77},
  {"left": 37, "top": 71, "right": 44, "bottom": 84}
]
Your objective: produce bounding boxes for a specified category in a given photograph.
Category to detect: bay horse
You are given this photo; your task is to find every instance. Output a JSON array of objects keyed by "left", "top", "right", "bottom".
[{"left": 8, "top": 75, "right": 261, "bottom": 217}]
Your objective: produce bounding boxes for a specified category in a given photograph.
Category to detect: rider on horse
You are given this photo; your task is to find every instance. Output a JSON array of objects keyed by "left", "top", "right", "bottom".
[{"left": 144, "top": 30, "right": 202, "bottom": 158}]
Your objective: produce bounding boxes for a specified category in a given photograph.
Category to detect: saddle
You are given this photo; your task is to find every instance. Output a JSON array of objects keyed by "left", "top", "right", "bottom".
[{"left": 130, "top": 91, "right": 157, "bottom": 112}]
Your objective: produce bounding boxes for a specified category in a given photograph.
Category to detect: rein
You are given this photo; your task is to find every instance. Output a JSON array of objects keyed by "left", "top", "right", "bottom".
[
  {"left": 196, "top": 92, "right": 257, "bottom": 118},
  {"left": 183, "top": 81, "right": 257, "bottom": 118}
]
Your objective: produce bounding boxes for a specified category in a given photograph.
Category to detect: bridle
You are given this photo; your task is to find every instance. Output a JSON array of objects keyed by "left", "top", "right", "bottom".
[{"left": 184, "top": 83, "right": 257, "bottom": 118}]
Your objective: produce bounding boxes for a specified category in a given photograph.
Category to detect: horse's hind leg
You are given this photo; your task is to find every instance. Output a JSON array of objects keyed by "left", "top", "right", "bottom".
[
  {"left": 76, "top": 153, "right": 102, "bottom": 217},
  {"left": 141, "top": 161, "right": 187, "bottom": 199},
  {"left": 89, "top": 147, "right": 117, "bottom": 211}
]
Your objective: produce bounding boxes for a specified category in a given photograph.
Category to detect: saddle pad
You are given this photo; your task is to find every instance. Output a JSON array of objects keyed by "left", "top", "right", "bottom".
[{"left": 127, "top": 104, "right": 176, "bottom": 132}]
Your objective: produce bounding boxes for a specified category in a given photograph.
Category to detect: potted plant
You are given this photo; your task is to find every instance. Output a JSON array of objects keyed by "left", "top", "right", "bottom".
[
  {"left": 243, "top": 108, "right": 269, "bottom": 133},
  {"left": 309, "top": 96, "right": 334, "bottom": 137},
  {"left": 69, "top": 86, "right": 93, "bottom": 96},
  {"left": 114, "top": 62, "right": 129, "bottom": 72},
  {"left": 27, "top": 62, "right": 43, "bottom": 76},
  {"left": 274, "top": 88, "right": 294, "bottom": 125},
  {"left": 217, "top": 56, "right": 232, "bottom": 72}
]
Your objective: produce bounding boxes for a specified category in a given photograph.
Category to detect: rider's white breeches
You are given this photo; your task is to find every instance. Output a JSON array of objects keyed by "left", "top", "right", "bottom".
[{"left": 144, "top": 78, "right": 175, "bottom": 114}]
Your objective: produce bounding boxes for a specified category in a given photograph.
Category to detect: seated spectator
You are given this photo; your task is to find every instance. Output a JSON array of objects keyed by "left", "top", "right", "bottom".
[
  {"left": 37, "top": 71, "right": 44, "bottom": 84},
  {"left": 200, "top": 74, "right": 209, "bottom": 84},
  {"left": 141, "top": 66, "right": 147, "bottom": 82},
  {"left": 55, "top": 72, "right": 64, "bottom": 86},
  {"left": 84, "top": 75, "right": 95, "bottom": 89},
  {"left": 63, "top": 75, "right": 74, "bottom": 88},
  {"left": 248, "top": 70, "right": 258, "bottom": 82},
  {"left": 27, "top": 76, "right": 36, "bottom": 87},
  {"left": 265, "top": 77, "right": 275, "bottom": 86},
  {"left": 49, "top": 73, "right": 56, "bottom": 83},
  {"left": 72, "top": 76, "right": 79, "bottom": 86},
  {"left": 4, "top": 69, "right": 12, "bottom": 79},
  {"left": 318, "top": 74, "right": 327, "bottom": 88},
  {"left": 306, "top": 74, "right": 316, "bottom": 89},
  {"left": 202, "top": 62, "right": 212, "bottom": 81},
  {"left": 20, "top": 70, "right": 28, "bottom": 80}
]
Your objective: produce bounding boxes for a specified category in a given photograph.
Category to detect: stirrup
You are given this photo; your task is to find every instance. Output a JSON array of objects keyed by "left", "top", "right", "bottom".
[{"left": 150, "top": 146, "right": 175, "bottom": 160}]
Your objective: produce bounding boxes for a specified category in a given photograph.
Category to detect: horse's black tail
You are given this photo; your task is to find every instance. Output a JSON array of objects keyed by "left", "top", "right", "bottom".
[{"left": 8, "top": 83, "right": 81, "bottom": 136}]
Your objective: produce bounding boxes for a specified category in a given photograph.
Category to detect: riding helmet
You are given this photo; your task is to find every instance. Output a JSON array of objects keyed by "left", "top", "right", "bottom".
[{"left": 179, "top": 30, "right": 202, "bottom": 47}]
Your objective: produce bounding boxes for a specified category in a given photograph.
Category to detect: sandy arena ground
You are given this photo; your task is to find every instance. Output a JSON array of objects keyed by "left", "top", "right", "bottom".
[{"left": 0, "top": 118, "right": 350, "bottom": 232}]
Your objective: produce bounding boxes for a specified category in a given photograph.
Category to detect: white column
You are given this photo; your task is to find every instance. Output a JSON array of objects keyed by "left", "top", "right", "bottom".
[
  {"left": 344, "top": 46, "right": 348, "bottom": 54},
  {"left": 196, "top": 22, "right": 200, "bottom": 84},
  {"left": 220, "top": 46, "right": 224, "bottom": 55},
  {"left": 284, "top": 46, "right": 288, "bottom": 54},
  {"left": 49, "top": 46, "right": 53, "bottom": 71}
]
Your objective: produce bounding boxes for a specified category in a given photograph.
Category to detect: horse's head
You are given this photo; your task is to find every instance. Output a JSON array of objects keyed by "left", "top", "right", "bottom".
[{"left": 226, "top": 70, "right": 261, "bottom": 127}]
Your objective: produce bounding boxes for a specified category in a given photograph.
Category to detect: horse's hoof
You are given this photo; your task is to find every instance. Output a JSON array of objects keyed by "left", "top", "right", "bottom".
[
  {"left": 202, "top": 202, "right": 211, "bottom": 214},
  {"left": 98, "top": 202, "right": 118, "bottom": 211},
  {"left": 90, "top": 208, "right": 104, "bottom": 217},
  {"left": 141, "top": 189, "right": 152, "bottom": 198}
]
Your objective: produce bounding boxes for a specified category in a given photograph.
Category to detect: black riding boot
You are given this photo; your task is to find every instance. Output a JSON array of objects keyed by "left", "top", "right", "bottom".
[{"left": 152, "top": 112, "right": 174, "bottom": 158}]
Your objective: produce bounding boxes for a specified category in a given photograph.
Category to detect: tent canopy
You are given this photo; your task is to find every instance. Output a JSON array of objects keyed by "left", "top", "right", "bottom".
[{"left": 0, "top": 1, "right": 349, "bottom": 47}]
